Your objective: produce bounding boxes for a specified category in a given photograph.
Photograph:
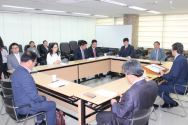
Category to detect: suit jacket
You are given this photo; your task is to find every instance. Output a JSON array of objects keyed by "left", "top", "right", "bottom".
[
  {"left": 162, "top": 54, "right": 188, "bottom": 91},
  {"left": 149, "top": 48, "right": 166, "bottom": 61},
  {"left": 110, "top": 79, "right": 158, "bottom": 125},
  {"left": 40, "top": 45, "right": 49, "bottom": 55},
  {"left": 118, "top": 44, "right": 134, "bottom": 58},
  {"left": 87, "top": 46, "right": 99, "bottom": 58},
  {"left": 7, "top": 52, "right": 23, "bottom": 70},
  {"left": 74, "top": 47, "right": 88, "bottom": 60},
  {"left": 11, "top": 65, "right": 44, "bottom": 114}
]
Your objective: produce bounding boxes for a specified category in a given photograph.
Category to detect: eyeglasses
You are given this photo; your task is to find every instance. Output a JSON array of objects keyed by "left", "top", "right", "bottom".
[{"left": 12, "top": 47, "right": 19, "bottom": 50}]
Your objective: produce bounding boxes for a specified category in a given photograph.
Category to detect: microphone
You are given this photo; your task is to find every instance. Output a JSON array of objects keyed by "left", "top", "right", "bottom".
[{"left": 159, "top": 53, "right": 166, "bottom": 65}]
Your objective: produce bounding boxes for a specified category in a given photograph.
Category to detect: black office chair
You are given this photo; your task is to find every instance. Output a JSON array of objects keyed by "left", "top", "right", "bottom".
[
  {"left": 3, "top": 46, "right": 8, "bottom": 53},
  {"left": 3, "top": 96, "right": 46, "bottom": 125},
  {"left": 114, "top": 106, "right": 154, "bottom": 125},
  {"left": 69, "top": 41, "right": 77, "bottom": 54},
  {"left": 9, "top": 44, "right": 23, "bottom": 54},
  {"left": 112, "top": 48, "right": 119, "bottom": 55},
  {"left": 0, "top": 81, "right": 13, "bottom": 115},
  {"left": 160, "top": 82, "right": 188, "bottom": 117},
  {"left": 49, "top": 42, "right": 58, "bottom": 48},
  {"left": 37, "top": 44, "right": 43, "bottom": 56},
  {"left": 60, "top": 42, "right": 74, "bottom": 61}
]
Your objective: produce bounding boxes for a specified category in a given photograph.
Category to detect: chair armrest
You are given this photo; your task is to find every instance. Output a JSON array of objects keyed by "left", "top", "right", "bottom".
[{"left": 16, "top": 103, "right": 31, "bottom": 109}]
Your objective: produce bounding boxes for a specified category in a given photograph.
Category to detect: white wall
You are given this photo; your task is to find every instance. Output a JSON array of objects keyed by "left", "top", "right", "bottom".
[{"left": 0, "top": 12, "right": 96, "bottom": 51}]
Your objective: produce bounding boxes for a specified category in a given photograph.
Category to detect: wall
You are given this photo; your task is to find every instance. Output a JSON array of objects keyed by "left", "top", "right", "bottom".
[{"left": 0, "top": 12, "right": 96, "bottom": 50}]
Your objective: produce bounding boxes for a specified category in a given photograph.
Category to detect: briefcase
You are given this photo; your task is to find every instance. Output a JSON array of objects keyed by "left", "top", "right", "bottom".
[{"left": 56, "top": 108, "right": 65, "bottom": 125}]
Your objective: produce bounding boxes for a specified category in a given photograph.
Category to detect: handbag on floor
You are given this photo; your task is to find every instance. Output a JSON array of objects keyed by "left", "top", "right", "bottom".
[{"left": 56, "top": 108, "right": 65, "bottom": 125}]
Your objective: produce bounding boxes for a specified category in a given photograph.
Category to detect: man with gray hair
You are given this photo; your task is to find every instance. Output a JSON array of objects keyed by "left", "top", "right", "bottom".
[{"left": 96, "top": 60, "right": 158, "bottom": 125}]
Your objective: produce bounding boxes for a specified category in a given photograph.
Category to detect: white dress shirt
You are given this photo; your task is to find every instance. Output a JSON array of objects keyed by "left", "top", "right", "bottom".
[
  {"left": 14, "top": 53, "right": 20, "bottom": 64},
  {"left": 46, "top": 53, "right": 61, "bottom": 65}
]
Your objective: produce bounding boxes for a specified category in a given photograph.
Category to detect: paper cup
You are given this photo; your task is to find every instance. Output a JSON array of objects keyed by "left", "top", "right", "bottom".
[
  {"left": 104, "top": 53, "right": 107, "bottom": 56},
  {"left": 52, "top": 75, "right": 57, "bottom": 82}
]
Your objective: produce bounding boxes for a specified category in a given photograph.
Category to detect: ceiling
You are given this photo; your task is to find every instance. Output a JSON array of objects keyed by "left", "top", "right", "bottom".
[{"left": 0, "top": 0, "right": 188, "bottom": 17}]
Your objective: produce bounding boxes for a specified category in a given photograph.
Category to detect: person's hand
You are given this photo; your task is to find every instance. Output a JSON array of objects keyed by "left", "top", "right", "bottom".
[
  {"left": 126, "top": 56, "right": 130, "bottom": 59},
  {"left": 159, "top": 70, "right": 164, "bottom": 76},
  {"left": 111, "top": 99, "right": 117, "bottom": 106},
  {"left": 57, "top": 60, "right": 61, "bottom": 64},
  {"left": 115, "top": 55, "right": 119, "bottom": 57}
]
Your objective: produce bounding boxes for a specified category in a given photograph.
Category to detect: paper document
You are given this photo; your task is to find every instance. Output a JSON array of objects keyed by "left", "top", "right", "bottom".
[
  {"left": 88, "top": 58, "right": 96, "bottom": 60},
  {"left": 58, "top": 63, "right": 68, "bottom": 65},
  {"left": 144, "top": 64, "right": 165, "bottom": 73},
  {"left": 48, "top": 80, "right": 69, "bottom": 88},
  {"left": 30, "top": 69, "right": 37, "bottom": 72},
  {"left": 97, "top": 57, "right": 105, "bottom": 59},
  {"left": 93, "top": 89, "right": 117, "bottom": 98},
  {"left": 113, "top": 57, "right": 124, "bottom": 59}
]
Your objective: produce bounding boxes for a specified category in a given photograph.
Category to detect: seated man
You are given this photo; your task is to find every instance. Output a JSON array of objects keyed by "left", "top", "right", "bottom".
[
  {"left": 96, "top": 60, "right": 158, "bottom": 125},
  {"left": 7, "top": 43, "right": 23, "bottom": 70},
  {"left": 11, "top": 51, "right": 57, "bottom": 125},
  {"left": 149, "top": 41, "right": 166, "bottom": 61},
  {"left": 27, "top": 41, "right": 44, "bottom": 64},
  {"left": 158, "top": 42, "right": 188, "bottom": 108},
  {"left": 40, "top": 40, "right": 49, "bottom": 59},
  {"left": 116, "top": 38, "right": 134, "bottom": 59},
  {"left": 88, "top": 39, "right": 105, "bottom": 78},
  {"left": 74, "top": 40, "right": 88, "bottom": 60},
  {"left": 74, "top": 40, "right": 88, "bottom": 81}
]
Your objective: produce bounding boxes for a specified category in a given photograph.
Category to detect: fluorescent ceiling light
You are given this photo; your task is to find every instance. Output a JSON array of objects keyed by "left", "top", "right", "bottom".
[
  {"left": 147, "top": 10, "right": 161, "bottom": 14},
  {"left": 100, "top": 0, "right": 127, "bottom": 6},
  {"left": 1, "top": 5, "right": 34, "bottom": 9},
  {"left": 43, "top": 9, "right": 66, "bottom": 13},
  {"left": 72, "top": 12, "right": 91, "bottom": 16},
  {"left": 94, "top": 15, "right": 109, "bottom": 17},
  {"left": 128, "top": 6, "right": 147, "bottom": 11}
]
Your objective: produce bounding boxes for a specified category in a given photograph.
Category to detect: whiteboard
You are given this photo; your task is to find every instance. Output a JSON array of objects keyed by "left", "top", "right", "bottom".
[{"left": 96, "top": 25, "right": 132, "bottom": 48}]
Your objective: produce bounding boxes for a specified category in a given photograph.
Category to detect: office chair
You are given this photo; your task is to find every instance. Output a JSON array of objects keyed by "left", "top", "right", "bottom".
[
  {"left": 3, "top": 96, "right": 47, "bottom": 125},
  {"left": 160, "top": 82, "right": 188, "bottom": 117}
]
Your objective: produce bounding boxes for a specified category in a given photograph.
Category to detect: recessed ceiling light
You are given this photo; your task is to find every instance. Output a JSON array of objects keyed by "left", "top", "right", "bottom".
[
  {"left": 147, "top": 10, "right": 161, "bottom": 14},
  {"left": 94, "top": 15, "right": 109, "bottom": 17},
  {"left": 72, "top": 12, "right": 91, "bottom": 16},
  {"left": 1, "top": 5, "right": 35, "bottom": 9},
  {"left": 43, "top": 9, "right": 66, "bottom": 13},
  {"left": 100, "top": 0, "right": 127, "bottom": 6},
  {"left": 128, "top": 6, "right": 147, "bottom": 11}
]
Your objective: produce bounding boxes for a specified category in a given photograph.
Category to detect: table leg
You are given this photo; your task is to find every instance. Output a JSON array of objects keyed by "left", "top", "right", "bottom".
[{"left": 78, "top": 99, "right": 85, "bottom": 125}]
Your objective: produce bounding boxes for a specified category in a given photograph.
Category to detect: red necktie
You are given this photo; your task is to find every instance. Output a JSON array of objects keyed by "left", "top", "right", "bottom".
[
  {"left": 94, "top": 49, "right": 96, "bottom": 58},
  {"left": 124, "top": 48, "right": 127, "bottom": 51}
]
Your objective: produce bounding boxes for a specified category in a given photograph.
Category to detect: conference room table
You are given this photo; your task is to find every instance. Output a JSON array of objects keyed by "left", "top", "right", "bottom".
[{"left": 7, "top": 56, "right": 173, "bottom": 125}]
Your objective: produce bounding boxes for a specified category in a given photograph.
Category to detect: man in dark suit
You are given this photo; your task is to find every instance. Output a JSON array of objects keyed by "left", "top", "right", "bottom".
[
  {"left": 11, "top": 51, "right": 57, "bottom": 125},
  {"left": 116, "top": 38, "right": 134, "bottom": 59},
  {"left": 158, "top": 42, "right": 188, "bottom": 108},
  {"left": 40, "top": 40, "right": 49, "bottom": 59},
  {"left": 74, "top": 40, "right": 88, "bottom": 60},
  {"left": 88, "top": 39, "right": 105, "bottom": 78},
  {"left": 96, "top": 60, "right": 158, "bottom": 125}
]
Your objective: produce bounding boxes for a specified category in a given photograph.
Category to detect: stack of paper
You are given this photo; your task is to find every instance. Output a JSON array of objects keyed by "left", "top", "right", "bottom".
[
  {"left": 88, "top": 58, "right": 96, "bottom": 60},
  {"left": 48, "top": 80, "right": 69, "bottom": 88},
  {"left": 144, "top": 64, "right": 165, "bottom": 73},
  {"left": 58, "top": 63, "right": 68, "bottom": 65},
  {"left": 93, "top": 89, "right": 117, "bottom": 98}
]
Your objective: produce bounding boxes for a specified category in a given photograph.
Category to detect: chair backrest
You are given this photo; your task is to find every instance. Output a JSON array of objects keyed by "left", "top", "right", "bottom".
[
  {"left": 24, "top": 45, "right": 30, "bottom": 52},
  {"left": 129, "top": 107, "right": 153, "bottom": 125},
  {"left": 1, "top": 81, "right": 13, "bottom": 97},
  {"left": 60, "top": 42, "right": 71, "bottom": 55},
  {"left": 9, "top": 44, "right": 23, "bottom": 54},
  {"left": 69, "top": 41, "right": 78, "bottom": 54},
  {"left": 3, "top": 46, "right": 8, "bottom": 52},
  {"left": 49, "top": 42, "right": 58, "bottom": 48},
  {"left": 3, "top": 96, "right": 18, "bottom": 121},
  {"left": 37, "top": 44, "right": 43, "bottom": 55}
]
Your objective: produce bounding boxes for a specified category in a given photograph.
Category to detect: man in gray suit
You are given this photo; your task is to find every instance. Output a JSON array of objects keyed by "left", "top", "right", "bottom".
[
  {"left": 149, "top": 41, "right": 166, "bottom": 61},
  {"left": 7, "top": 43, "right": 23, "bottom": 70}
]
